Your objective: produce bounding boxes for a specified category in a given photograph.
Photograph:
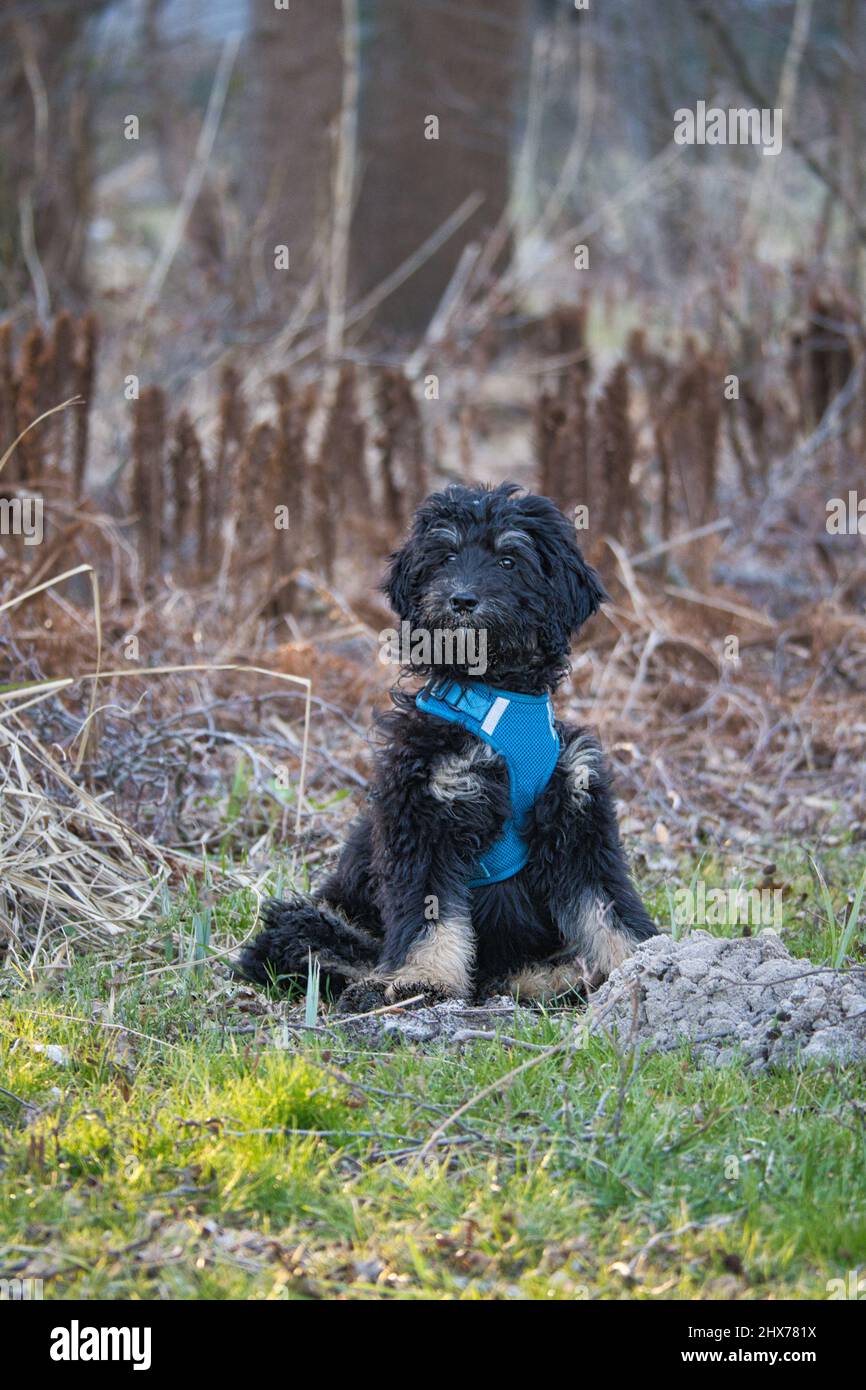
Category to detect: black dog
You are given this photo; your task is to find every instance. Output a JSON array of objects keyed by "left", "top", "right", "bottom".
[{"left": 236, "top": 483, "right": 656, "bottom": 1007}]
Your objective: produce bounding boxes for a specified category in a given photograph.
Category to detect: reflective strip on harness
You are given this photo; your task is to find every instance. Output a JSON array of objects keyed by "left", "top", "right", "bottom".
[{"left": 480, "top": 696, "right": 509, "bottom": 735}]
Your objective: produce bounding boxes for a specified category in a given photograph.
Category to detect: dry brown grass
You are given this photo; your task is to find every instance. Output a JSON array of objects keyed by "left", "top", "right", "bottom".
[{"left": 1, "top": 291, "right": 864, "bottom": 969}]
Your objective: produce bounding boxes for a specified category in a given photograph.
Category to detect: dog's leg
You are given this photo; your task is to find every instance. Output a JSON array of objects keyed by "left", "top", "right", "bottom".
[
  {"left": 526, "top": 726, "right": 657, "bottom": 984},
  {"left": 501, "top": 955, "right": 591, "bottom": 1003},
  {"left": 339, "top": 736, "right": 509, "bottom": 1008},
  {"left": 377, "top": 866, "right": 475, "bottom": 1003}
]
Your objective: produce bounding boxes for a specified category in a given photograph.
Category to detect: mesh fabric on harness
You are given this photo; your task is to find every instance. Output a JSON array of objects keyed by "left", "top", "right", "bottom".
[{"left": 416, "top": 679, "right": 560, "bottom": 888}]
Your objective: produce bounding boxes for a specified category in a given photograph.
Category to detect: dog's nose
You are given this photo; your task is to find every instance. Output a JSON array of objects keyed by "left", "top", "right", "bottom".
[{"left": 450, "top": 592, "right": 479, "bottom": 614}]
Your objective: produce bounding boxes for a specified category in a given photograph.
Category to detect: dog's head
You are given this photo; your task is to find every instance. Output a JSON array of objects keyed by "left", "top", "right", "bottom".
[{"left": 384, "top": 483, "right": 606, "bottom": 689}]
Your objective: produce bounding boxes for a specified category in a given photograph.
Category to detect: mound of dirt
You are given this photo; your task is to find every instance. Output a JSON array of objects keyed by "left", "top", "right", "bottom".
[{"left": 590, "top": 930, "right": 866, "bottom": 1071}]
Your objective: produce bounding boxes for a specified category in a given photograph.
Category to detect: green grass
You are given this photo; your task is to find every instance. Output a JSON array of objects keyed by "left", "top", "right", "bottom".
[{"left": 1, "top": 846, "right": 864, "bottom": 1300}]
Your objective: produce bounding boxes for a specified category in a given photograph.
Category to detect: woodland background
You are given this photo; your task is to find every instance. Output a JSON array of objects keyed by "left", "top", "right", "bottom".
[
  {"left": 1, "top": 0, "right": 864, "bottom": 896},
  {"left": 0, "top": 0, "right": 865, "bottom": 1302}
]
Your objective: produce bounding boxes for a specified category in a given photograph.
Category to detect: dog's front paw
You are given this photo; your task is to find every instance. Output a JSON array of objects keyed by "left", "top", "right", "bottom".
[
  {"left": 336, "top": 978, "right": 391, "bottom": 1015},
  {"left": 386, "top": 984, "right": 453, "bottom": 1006},
  {"left": 336, "top": 977, "right": 454, "bottom": 1014},
  {"left": 385, "top": 980, "right": 453, "bottom": 1006}
]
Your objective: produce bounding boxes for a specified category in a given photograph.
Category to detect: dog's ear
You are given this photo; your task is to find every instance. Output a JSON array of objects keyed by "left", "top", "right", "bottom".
[
  {"left": 382, "top": 541, "right": 414, "bottom": 619},
  {"left": 562, "top": 543, "right": 607, "bottom": 633},
  {"left": 521, "top": 494, "right": 608, "bottom": 638},
  {"left": 382, "top": 491, "right": 451, "bottom": 618}
]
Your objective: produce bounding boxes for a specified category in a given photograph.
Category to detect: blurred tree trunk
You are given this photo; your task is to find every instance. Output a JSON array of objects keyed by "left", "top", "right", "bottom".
[
  {"left": 842, "top": 0, "right": 864, "bottom": 292},
  {"left": 142, "top": 0, "right": 185, "bottom": 200},
  {"left": 351, "top": 0, "right": 530, "bottom": 336},
  {"left": 241, "top": 0, "right": 343, "bottom": 320},
  {"left": 0, "top": 5, "right": 106, "bottom": 312}
]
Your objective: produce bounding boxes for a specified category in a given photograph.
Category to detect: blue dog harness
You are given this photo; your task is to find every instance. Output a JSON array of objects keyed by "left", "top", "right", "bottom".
[{"left": 416, "top": 680, "right": 560, "bottom": 888}]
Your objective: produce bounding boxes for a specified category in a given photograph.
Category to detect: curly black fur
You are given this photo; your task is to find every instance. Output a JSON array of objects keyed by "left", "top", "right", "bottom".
[{"left": 235, "top": 482, "right": 657, "bottom": 1006}]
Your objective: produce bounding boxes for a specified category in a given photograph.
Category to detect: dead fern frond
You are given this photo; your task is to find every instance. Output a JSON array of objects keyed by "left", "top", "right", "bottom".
[
  {"left": 16, "top": 325, "right": 46, "bottom": 483},
  {"left": 73, "top": 311, "right": 98, "bottom": 498},
  {"left": 215, "top": 363, "right": 247, "bottom": 507},
  {"left": 132, "top": 385, "right": 167, "bottom": 580},
  {"left": 0, "top": 321, "right": 17, "bottom": 483}
]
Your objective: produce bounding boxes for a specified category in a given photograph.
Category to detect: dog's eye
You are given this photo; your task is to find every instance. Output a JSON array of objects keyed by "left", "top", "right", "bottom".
[
  {"left": 498, "top": 556, "right": 516, "bottom": 570},
  {"left": 444, "top": 553, "right": 457, "bottom": 563}
]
